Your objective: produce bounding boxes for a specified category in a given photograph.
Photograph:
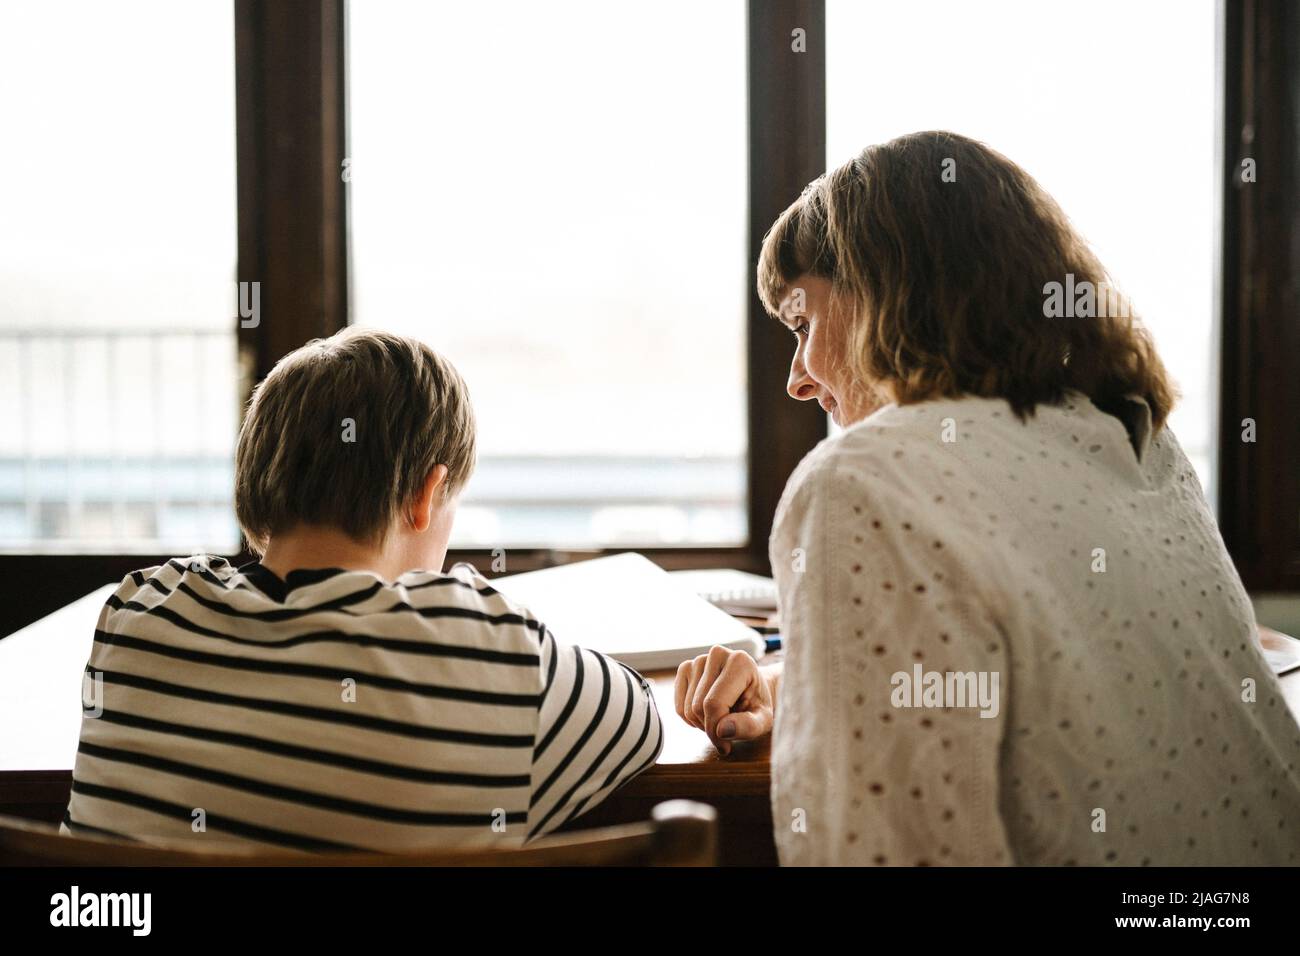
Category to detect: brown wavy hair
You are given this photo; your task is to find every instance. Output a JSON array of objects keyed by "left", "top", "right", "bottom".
[{"left": 757, "top": 130, "right": 1176, "bottom": 428}]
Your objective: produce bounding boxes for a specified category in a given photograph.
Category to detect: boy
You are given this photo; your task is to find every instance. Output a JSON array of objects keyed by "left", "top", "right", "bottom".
[{"left": 63, "top": 327, "right": 663, "bottom": 852}]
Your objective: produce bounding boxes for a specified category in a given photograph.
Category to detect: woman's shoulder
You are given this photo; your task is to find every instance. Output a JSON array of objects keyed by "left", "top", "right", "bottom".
[
  {"left": 775, "top": 395, "right": 1080, "bottom": 552},
  {"left": 816, "top": 395, "right": 1014, "bottom": 478},
  {"left": 775, "top": 397, "right": 1006, "bottom": 526},
  {"left": 768, "top": 399, "right": 1022, "bottom": 612},
  {"left": 842, "top": 394, "right": 1026, "bottom": 444}
]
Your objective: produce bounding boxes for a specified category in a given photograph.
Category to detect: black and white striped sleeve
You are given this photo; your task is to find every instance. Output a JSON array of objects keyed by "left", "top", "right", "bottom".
[{"left": 526, "top": 625, "right": 664, "bottom": 839}]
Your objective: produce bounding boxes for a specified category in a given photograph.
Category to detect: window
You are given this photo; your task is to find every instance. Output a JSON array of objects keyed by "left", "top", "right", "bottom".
[
  {"left": 347, "top": 0, "right": 748, "bottom": 548},
  {"left": 0, "top": 0, "right": 240, "bottom": 554},
  {"left": 827, "top": 0, "right": 1218, "bottom": 493},
  {"left": 7, "top": 0, "right": 1284, "bottom": 604}
]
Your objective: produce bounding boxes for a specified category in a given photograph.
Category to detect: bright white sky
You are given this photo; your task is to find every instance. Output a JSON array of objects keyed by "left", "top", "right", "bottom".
[
  {"left": 0, "top": 0, "right": 238, "bottom": 461},
  {"left": 0, "top": 0, "right": 236, "bottom": 329},
  {"left": 348, "top": 0, "right": 749, "bottom": 458},
  {"left": 827, "top": 0, "right": 1218, "bottom": 486}
]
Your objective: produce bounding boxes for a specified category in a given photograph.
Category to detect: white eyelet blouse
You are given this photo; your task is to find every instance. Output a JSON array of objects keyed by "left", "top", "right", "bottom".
[{"left": 768, "top": 392, "right": 1300, "bottom": 866}]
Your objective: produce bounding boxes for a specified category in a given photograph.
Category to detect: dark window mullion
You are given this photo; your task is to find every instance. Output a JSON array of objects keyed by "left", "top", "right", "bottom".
[
  {"left": 1217, "top": 0, "right": 1300, "bottom": 590},
  {"left": 235, "top": 0, "right": 349, "bottom": 400},
  {"left": 746, "top": 0, "right": 830, "bottom": 571}
]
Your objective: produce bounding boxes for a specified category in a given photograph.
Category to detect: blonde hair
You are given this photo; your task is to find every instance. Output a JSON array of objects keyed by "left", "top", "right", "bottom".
[
  {"left": 757, "top": 130, "right": 1177, "bottom": 427},
  {"left": 235, "top": 327, "right": 477, "bottom": 555}
]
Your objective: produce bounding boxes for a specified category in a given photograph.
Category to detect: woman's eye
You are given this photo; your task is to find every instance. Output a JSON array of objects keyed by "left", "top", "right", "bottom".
[{"left": 794, "top": 321, "right": 810, "bottom": 336}]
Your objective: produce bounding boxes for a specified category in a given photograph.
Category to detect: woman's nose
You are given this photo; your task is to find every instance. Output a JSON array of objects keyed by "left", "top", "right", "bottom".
[{"left": 787, "top": 361, "right": 818, "bottom": 401}]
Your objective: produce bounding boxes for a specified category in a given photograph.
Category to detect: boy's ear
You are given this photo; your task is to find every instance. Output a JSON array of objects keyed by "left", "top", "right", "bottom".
[{"left": 409, "top": 464, "right": 450, "bottom": 533}]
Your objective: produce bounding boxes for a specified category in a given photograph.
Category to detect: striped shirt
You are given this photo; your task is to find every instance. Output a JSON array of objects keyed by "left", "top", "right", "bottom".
[{"left": 61, "top": 555, "right": 664, "bottom": 853}]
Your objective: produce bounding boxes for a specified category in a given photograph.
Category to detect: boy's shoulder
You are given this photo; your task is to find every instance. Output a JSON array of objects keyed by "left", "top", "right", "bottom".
[
  {"left": 393, "top": 562, "right": 548, "bottom": 640},
  {"left": 108, "top": 555, "right": 238, "bottom": 605},
  {"left": 107, "top": 556, "right": 547, "bottom": 656}
]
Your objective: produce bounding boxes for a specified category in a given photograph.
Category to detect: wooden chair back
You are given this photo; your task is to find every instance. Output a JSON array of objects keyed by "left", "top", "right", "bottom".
[{"left": 0, "top": 800, "right": 717, "bottom": 867}]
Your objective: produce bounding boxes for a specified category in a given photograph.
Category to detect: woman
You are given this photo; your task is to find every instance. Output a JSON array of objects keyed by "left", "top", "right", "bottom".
[{"left": 675, "top": 131, "right": 1300, "bottom": 866}]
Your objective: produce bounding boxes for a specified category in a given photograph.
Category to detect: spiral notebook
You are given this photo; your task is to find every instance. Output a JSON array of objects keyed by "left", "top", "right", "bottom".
[
  {"left": 494, "top": 553, "right": 766, "bottom": 671},
  {"left": 668, "top": 568, "right": 778, "bottom": 615},
  {"left": 1259, "top": 626, "right": 1300, "bottom": 676}
]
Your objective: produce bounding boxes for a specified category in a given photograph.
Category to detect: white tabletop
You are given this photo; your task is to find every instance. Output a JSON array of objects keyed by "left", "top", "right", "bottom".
[
  {"left": 2, "top": 581, "right": 1299, "bottom": 775},
  {"left": 0, "top": 583, "right": 117, "bottom": 771}
]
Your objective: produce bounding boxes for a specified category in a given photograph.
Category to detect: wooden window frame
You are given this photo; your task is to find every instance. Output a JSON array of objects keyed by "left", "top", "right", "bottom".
[
  {"left": 9, "top": 0, "right": 1296, "bottom": 635},
  {"left": 1216, "top": 0, "right": 1300, "bottom": 591}
]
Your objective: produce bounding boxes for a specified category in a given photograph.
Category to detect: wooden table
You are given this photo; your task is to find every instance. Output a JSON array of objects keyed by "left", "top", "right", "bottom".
[
  {"left": 7, "top": 587, "right": 1299, "bottom": 867},
  {"left": 0, "top": 585, "right": 779, "bottom": 865}
]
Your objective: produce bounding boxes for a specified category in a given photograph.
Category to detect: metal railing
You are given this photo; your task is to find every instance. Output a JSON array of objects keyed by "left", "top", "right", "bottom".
[
  {"left": 0, "top": 328, "right": 748, "bottom": 552},
  {"left": 0, "top": 328, "right": 238, "bottom": 552}
]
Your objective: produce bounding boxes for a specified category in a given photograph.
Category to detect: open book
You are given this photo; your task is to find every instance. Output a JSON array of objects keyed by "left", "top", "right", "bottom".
[{"left": 494, "top": 553, "right": 766, "bottom": 672}]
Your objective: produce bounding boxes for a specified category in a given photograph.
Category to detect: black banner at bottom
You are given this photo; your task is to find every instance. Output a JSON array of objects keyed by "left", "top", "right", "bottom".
[{"left": 0, "top": 865, "right": 1293, "bottom": 941}]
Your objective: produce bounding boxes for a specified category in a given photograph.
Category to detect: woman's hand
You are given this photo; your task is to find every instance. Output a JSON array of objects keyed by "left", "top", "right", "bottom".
[{"left": 674, "top": 646, "right": 779, "bottom": 755}]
